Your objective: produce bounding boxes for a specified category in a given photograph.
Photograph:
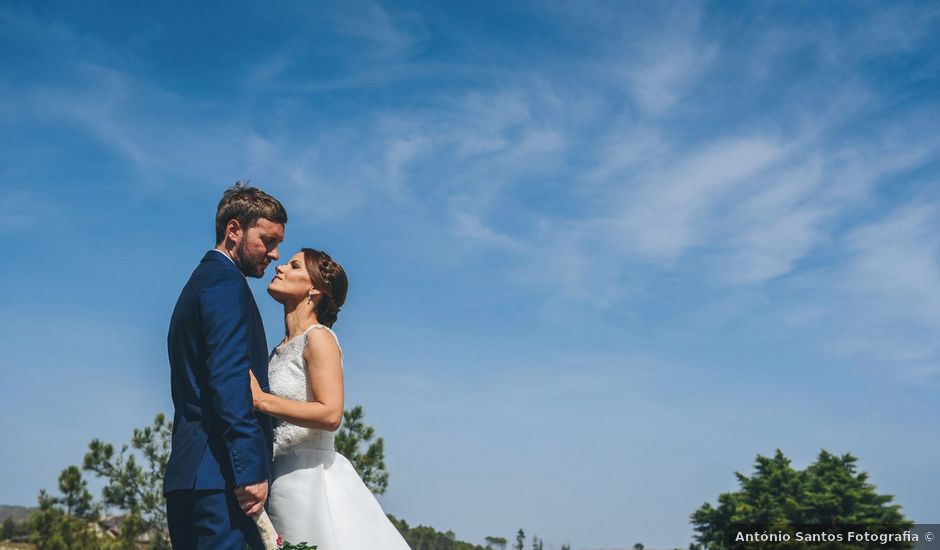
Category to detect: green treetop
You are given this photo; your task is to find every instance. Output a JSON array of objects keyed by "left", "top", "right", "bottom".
[{"left": 691, "top": 449, "right": 911, "bottom": 550}]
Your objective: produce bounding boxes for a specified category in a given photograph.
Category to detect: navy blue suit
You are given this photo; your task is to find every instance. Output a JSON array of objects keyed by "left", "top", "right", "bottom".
[{"left": 165, "top": 251, "right": 273, "bottom": 549}]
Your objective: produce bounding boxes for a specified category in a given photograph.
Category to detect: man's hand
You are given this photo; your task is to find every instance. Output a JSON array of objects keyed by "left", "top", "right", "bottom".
[{"left": 234, "top": 480, "right": 268, "bottom": 517}]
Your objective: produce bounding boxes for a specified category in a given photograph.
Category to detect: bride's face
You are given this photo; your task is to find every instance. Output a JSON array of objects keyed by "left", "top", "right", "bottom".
[{"left": 267, "top": 252, "right": 314, "bottom": 302}]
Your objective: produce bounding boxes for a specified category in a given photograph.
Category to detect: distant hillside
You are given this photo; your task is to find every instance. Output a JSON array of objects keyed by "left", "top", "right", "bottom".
[{"left": 0, "top": 505, "right": 35, "bottom": 523}]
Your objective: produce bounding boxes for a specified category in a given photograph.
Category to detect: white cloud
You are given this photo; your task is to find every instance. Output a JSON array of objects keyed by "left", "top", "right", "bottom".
[
  {"left": 843, "top": 203, "right": 940, "bottom": 328},
  {"left": 31, "top": 64, "right": 154, "bottom": 174},
  {"left": 0, "top": 190, "right": 60, "bottom": 233},
  {"left": 778, "top": 201, "right": 940, "bottom": 382},
  {"left": 451, "top": 210, "right": 518, "bottom": 249},
  {"left": 448, "top": 91, "right": 531, "bottom": 157},
  {"left": 613, "top": 136, "right": 787, "bottom": 262},
  {"left": 326, "top": 1, "right": 425, "bottom": 61},
  {"left": 383, "top": 132, "right": 432, "bottom": 195},
  {"left": 621, "top": 7, "right": 717, "bottom": 115},
  {"left": 589, "top": 125, "right": 668, "bottom": 182}
]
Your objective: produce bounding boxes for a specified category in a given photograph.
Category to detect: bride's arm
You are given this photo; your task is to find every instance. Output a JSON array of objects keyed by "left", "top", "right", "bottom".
[{"left": 249, "top": 329, "right": 345, "bottom": 432}]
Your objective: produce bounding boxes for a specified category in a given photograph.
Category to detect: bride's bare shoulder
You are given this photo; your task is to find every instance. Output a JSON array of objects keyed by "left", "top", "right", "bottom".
[{"left": 304, "top": 326, "right": 341, "bottom": 358}]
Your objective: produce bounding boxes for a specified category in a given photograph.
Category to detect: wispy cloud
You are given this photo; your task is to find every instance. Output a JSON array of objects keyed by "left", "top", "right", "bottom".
[
  {"left": 620, "top": 7, "right": 717, "bottom": 116},
  {"left": 249, "top": 1, "right": 429, "bottom": 93},
  {"left": 813, "top": 202, "right": 940, "bottom": 379},
  {"left": 0, "top": 190, "right": 60, "bottom": 233},
  {"left": 613, "top": 136, "right": 788, "bottom": 262},
  {"left": 30, "top": 64, "right": 155, "bottom": 173},
  {"left": 326, "top": 1, "right": 425, "bottom": 61}
]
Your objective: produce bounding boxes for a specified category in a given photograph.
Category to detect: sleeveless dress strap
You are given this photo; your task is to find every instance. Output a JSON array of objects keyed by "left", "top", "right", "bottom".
[{"left": 300, "top": 324, "right": 322, "bottom": 336}]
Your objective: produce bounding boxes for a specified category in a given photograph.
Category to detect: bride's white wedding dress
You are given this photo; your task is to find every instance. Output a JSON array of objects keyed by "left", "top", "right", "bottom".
[{"left": 266, "top": 324, "right": 411, "bottom": 550}]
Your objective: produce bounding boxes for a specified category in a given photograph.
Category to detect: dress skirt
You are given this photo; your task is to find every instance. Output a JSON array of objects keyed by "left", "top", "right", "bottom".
[{"left": 267, "top": 444, "right": 411, "bottom": 550}]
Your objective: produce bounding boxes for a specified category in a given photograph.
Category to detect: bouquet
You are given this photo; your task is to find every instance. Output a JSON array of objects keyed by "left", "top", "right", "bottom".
[{"left": 253, "top": 509, "right": 318, "bottom": 550}]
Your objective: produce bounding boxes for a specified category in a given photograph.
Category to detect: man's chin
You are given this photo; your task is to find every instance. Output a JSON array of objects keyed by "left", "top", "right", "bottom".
[{"left": 236, "top": 261, "right": 266, "bottom": 278}]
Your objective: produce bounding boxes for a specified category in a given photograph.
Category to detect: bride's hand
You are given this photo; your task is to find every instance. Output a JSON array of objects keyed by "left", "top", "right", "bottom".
[{"left": 248, "top": 371, "right": 266, "bottom": 411}]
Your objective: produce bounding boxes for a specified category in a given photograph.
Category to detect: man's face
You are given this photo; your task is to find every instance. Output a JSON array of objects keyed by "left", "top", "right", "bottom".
[{"left": 232, "top": 218, "right": 285, "bottom": 278}]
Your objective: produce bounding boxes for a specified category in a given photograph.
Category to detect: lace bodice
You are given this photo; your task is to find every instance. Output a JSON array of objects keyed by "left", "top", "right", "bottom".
[{"left": 268, "top": 324, "right": 342, "bottom": 457}]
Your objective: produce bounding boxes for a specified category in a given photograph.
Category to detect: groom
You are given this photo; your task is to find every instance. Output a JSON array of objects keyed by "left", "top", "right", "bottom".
[{"left": 164, "top": 182, "right": 287, "bottom": 549}]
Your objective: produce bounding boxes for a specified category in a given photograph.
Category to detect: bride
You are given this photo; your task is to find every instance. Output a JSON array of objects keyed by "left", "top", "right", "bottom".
[{"left": 248, "top": 248, "right": 411, "bottom": 549}]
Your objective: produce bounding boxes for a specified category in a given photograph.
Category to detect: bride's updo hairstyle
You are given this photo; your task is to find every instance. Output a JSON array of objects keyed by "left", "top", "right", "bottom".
[{"left": 303, "top": 248, "right": 348, "bottom": 328}]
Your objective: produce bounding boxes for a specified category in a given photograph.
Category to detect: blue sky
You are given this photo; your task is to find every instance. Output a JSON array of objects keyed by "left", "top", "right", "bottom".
[{"left": 2, "top": 1, "right": 939, "bottom": 548}]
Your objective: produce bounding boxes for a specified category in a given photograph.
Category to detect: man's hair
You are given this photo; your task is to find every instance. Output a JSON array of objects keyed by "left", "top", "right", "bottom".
[{"left": 215, "top": 181, "right": 288, "bottom": 244}]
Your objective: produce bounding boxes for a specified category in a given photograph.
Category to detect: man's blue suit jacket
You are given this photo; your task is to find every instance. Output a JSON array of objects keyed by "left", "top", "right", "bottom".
[{"left": 164, "top": 251, "right": 273, "bottom": 493}]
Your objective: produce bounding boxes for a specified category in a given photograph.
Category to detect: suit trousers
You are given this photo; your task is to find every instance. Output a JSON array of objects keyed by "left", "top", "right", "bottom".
[{"left": 166, "top": 488, "right": 265, "bottom": 550}]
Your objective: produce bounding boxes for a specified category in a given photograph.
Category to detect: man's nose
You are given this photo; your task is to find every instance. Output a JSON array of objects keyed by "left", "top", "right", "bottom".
[{"left": 269, "top": 247, "right": 280, "bottom": 261}]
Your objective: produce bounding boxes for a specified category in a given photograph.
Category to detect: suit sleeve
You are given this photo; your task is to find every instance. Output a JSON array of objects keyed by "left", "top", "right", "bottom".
[{"left": 199, "top": 274, "right": 268, "bottom": 487}]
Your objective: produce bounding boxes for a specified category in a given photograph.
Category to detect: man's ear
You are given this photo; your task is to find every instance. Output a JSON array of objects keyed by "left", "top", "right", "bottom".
[{"left": 225, "top": 219, "right": 244, "bottom": 243}]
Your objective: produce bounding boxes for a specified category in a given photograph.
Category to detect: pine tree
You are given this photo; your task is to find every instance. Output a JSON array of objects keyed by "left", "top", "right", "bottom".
[
  {"left": 83, "top": 412, "right": 171, "bottom": 535},
  {"left": 485, "top": 536, "right": 508, "bottom": 550},
  {"left": 58, "top": 465, "right": 96, "bottom": 520},
  {"left": 30, "top": 414, "right": 172, "bottom": 548},
  {"left": 334, "top": 405, "right": 390, "bottom": 495},
  {"left": 29, "top": 480, "right": 101, "bottom": 550}
]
